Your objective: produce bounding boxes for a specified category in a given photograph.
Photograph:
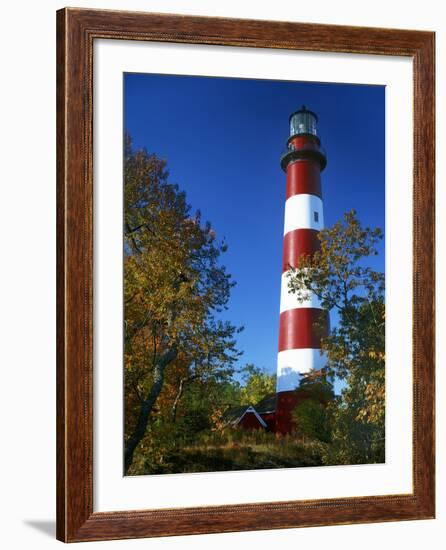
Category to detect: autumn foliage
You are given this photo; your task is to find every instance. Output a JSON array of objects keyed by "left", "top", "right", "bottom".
[
  {"left": 124, "top": 136, "right": 241, "bottom": 473},
  {"left": 288, "top": 210, "right": 385, "bottom": 464}
]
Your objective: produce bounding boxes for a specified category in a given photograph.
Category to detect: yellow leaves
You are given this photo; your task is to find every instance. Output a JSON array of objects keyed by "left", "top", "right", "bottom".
[
  {"left": 367, "top": 350, "right": 385, "bottom": 361},
  {"left": 355, "top": 376, "right": 385, "bottom": 425},
  {"left": 209, "top": 407, "right": 226, "bottom": 432}
]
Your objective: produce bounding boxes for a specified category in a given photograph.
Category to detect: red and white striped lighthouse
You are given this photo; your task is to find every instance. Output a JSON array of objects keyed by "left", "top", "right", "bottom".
[{"left": 275, "top": 106, "right": 329, "bottom": 435}]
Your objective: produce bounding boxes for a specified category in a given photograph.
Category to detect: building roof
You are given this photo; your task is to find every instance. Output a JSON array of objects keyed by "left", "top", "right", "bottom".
[
  {"left": 223, "top": 405, "right": 249, "bottom": 424},
  {"left": 223, "top": 392, "right": 277, "bottom": 427},
  {"left": 255, "top": 392, "right": 277, "bottom": 414}
]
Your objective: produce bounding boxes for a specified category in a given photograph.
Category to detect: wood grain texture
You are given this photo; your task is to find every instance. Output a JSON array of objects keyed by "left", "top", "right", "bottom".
[{"left": 56, "top": 7, "right": 435, "bottom": 542}]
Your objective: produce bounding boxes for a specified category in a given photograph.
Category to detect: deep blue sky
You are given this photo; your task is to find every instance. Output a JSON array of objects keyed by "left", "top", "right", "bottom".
[{"left": 124, "top": 73, "right": 385, "bottom": 377}]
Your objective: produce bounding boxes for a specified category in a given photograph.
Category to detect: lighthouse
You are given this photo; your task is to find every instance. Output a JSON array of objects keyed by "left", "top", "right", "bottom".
[
  {"left": 222, "top": 106, "right": 330, "bottom": 435},
  {"left": 275, "top": 106, "right": 329, "bottom": 435}
]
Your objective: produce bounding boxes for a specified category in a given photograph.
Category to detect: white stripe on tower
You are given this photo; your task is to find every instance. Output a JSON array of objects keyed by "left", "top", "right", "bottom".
[
  {"left": 283, "top": 193, "right": 324, "bottom": 234},
  {"left": 279, "top": 271, "right": 322, "bottom": 312},
  {"left": 276, "top": 349, "right": 327, "bottom": 392}
]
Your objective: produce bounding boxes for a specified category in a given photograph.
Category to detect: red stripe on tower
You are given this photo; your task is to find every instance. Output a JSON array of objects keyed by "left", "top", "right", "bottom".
[
  {"left": 278, "top": 308, "right": 329, "bottom": 351},
  {"left": 282, "top": 229, "right": 321, "bottom": 272},
  {"left": 275, "top": 106, "right": 328, "bottom": 435},
  {"left": 286, "top": 159, "right": 322, "bottom": 199}
]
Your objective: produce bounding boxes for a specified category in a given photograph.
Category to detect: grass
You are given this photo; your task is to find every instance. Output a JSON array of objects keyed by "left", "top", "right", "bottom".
[{"left": 135, "top": 429, "right": 326, "bottom": 475}]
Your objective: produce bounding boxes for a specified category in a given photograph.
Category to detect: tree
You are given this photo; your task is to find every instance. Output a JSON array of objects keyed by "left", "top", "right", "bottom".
[
  {"left": 124, "top": 135, "right": 241, "bottom": 473},
  {"left": 292, "top": 372, "right": 334, "bottom": 443},
  {"left": 239, "top": 364, "right": 276, "bottom": 405},
  {"left": 287, "top": 209, "right": 385, "bottom": 464},
  {"left": 293, "top": 400, "right": 330, "bottom": 443}
]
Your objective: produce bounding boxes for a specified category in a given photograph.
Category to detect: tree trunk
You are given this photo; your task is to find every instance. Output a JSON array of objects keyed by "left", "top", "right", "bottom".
[
  {"left": 171, "top": 377, "right": 187, "bottom": 423},
  {"left": 124, "top": 347, "right": 177, "bottom": 473},
  {"left": 171, "top": 375, "right": 197, "bottom": 422}
]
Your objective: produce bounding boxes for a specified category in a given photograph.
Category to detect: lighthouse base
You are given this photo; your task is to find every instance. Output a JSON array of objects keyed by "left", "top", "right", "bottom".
[{"left": 275, "top": 390, "right": 301, "bottom": 435}]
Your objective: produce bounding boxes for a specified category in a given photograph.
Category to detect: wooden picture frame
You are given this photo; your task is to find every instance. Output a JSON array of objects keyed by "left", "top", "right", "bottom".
[{"left": 56, "top": 7, "right": 435, "bottom": 542}]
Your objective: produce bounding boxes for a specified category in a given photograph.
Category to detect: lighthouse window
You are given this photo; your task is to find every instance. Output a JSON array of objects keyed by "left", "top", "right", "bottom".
[{"left": 314, "top": 211, "right": 319, "bottom": 223}]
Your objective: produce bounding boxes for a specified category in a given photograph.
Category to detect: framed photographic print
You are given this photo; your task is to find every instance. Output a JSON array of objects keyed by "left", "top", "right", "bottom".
[{"left": 56, "top": 7, "right": 435, "bottom": 542}]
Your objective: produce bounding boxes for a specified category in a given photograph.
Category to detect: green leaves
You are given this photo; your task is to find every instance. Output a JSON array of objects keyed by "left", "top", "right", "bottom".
[{"left": 239, "top": 364, "right": 276, "bottom": 406}]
